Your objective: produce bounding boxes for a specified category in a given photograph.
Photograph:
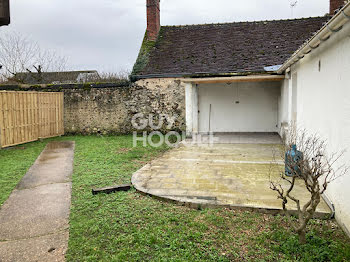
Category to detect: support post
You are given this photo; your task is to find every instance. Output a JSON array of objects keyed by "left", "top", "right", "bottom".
[
  {"left": 185, "top": 82, "right": 193, "bottom": 137},
  {"left": 192, "top": 84, "right": 199, "bottom": 134}
]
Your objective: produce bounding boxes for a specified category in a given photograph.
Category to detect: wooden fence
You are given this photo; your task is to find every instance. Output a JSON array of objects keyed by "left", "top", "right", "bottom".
[{"left": 0, "top": 91, "right": 64, "bottom": 148}]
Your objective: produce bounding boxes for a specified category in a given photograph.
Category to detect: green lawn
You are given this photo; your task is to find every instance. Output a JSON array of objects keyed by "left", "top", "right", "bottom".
[
  {"left": 0, "top": 141, "right": 47, "bottom": 206},
  {"left": 1, "top": 135, "right": 350, "bottom": 261}
]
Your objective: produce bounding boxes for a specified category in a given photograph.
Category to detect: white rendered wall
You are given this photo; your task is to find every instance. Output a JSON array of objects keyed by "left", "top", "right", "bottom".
[
  {"left": 278, "top": 77, "right": 292, "bottom": 137},
  {"left": 197, "top": 82, "right": 280, "bottom": 133},
  {"left": 291, "top": 21, "right": 350, "bottom": 234}
]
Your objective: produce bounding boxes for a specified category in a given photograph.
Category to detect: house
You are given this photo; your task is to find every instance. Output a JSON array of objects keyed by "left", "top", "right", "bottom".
[
  {"left": 132, "top": 1, "right": 350, "bottom": 235},
  {"left": 132, "top": 1, "right": 330, "bottom": 135},
  {"left": 13, "top": 70, "right": 100, "bottom": 84},
  {"left": 0, "top": 0, "right": 10, "bottom": 26}
]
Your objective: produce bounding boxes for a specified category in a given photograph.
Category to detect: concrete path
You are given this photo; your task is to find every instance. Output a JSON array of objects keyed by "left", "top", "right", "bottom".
[
  {"left": 132, "top": 143, "right": 331, "bottom": 217},
  {"left": 0, "top": 141, "right": 75, "bottom": 262}
]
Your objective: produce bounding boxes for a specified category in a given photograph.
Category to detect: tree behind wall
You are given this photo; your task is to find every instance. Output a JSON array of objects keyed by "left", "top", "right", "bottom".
[
  {"left": 98, "top": 70, "right": 130, "bottom": 83},
  {"left": 0, "top": 32, "right": 67, "bottom": 83}
]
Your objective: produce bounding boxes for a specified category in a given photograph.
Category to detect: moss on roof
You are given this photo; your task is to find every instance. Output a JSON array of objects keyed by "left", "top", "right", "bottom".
[
  {"left": 131, "top": 32, "right": 157, "bottom": 77},
  {"left": 131, "top": 16, "right": 330, "bottom": 79}
]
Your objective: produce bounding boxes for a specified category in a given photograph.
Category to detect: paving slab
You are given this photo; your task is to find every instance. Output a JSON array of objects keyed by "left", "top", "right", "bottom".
[
  {"left": 0, "top": 141, "right": 75, "bottom": 262},
  {"left": 132, "top": 143, "right": 331, "bottom": 217},
  {"left": 0, "top": 232, "right": 68, "bottom": 262}
]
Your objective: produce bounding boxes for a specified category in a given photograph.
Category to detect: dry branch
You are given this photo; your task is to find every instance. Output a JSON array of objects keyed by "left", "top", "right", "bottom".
[{"left": 270, "top": 125, "right": 348, "bottom": 244}]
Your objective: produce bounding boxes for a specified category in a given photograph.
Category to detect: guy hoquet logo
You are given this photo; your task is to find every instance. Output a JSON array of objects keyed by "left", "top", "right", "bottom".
[{"left": 132, "top": 113, "right": 219, "bottom": 147}]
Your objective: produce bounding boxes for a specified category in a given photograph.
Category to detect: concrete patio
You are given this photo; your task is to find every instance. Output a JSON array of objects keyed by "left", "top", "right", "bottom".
[{"left": 132, "top": 136, "right": 331, "bottom": 217}]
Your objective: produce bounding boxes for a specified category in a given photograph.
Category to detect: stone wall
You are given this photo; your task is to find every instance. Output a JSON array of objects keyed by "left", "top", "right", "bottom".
[{"left": 0, "top": 78, "right": 186, "bottom": 135}]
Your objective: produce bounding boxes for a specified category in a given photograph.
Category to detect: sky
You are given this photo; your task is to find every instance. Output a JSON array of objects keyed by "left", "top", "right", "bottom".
[{"left": 0, "top": 0, "right": 330, "bottom": 73}]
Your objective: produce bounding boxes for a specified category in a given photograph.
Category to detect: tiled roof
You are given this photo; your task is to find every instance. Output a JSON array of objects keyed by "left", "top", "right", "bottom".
[
  {"left": 133, "top": 16, "right": 330, "bottom": 78},
  {"left": 13, "top": 71, "right": 98, "bottom": 84}
]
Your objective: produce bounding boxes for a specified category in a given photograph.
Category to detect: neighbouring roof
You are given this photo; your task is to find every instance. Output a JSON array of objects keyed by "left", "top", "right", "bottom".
[
  {"left": 132, "top": 16, "right": 330, "bottom": 79},
  {"left": 13, "top": 70, "right": 99, "bottom": 84}
]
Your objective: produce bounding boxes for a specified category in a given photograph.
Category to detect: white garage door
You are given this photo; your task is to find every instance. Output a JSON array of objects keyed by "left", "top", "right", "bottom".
[{"left": 198, "top": 82, "right": 280, "bottom": 133}]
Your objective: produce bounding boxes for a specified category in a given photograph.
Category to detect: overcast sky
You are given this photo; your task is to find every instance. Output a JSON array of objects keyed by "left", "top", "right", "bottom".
[{"left": 0, "top": 0, "right": 329, "bottom": 73}]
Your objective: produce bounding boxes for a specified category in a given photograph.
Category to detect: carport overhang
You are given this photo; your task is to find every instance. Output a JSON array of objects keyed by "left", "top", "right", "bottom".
[
  {"left": 182, "top": 75, "right": 285, "bottom": 84},
  {"left": 182, "top": 75, "right": 285, "bottom": 137}
]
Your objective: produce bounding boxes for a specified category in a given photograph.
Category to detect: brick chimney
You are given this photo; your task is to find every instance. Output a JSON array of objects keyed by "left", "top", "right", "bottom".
[
  {"left": 330, "top": 0, "right": 345, "bottom": 14},
  {"left": 147, "top": 0, "right": 160, "bottom": 41}
]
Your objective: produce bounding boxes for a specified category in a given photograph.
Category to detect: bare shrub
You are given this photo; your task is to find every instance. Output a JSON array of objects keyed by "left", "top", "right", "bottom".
[
  {"left": 98, "top": 70, "right": 130, "bottom": 83},
  {"left": 270, "top": 125, "right": 348, "bottom": 244}
]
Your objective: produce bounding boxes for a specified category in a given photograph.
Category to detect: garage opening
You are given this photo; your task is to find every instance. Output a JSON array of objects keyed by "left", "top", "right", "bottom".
[{"left": 198, "top": 82, "right": 280, "bottom": 133}]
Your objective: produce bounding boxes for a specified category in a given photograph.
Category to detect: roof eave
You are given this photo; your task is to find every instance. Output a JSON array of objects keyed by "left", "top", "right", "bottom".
[
  {"left": 131, "top": 71, "right": 279, "bottom": 81},
  {"left": 277, "top": 2, "right": 350, "bottom": 74},
  {"left": 181, "top": 75, "right": 285, "bottom": 84}
]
